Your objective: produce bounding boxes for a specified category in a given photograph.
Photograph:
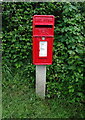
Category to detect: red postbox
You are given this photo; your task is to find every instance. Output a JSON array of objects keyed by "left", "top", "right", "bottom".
[{"left": 33, "top": 15, "right": 55, "bottom": 65}]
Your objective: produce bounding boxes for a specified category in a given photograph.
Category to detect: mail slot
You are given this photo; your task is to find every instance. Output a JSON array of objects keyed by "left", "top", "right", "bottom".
[
  {"left": 33, "top": 15, "right": 55, "bottom": 65},
  {"left": 35, "top": 25, "right": 52, "bottom": 28}
]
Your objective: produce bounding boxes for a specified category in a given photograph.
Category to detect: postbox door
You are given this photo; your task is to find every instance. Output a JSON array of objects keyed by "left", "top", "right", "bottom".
[{"left": 33, "top": 37, "right": 53, "bottom": 65}]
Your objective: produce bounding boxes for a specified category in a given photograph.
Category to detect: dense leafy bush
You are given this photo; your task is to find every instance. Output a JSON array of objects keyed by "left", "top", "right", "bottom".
[{"left": 2, "top": 2, "right": 84, "bottom": 102}]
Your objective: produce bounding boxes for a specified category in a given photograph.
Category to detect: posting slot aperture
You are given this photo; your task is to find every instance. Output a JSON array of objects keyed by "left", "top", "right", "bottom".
[{"left": 35, "top": 25, "right": 52, "bottom": 28}]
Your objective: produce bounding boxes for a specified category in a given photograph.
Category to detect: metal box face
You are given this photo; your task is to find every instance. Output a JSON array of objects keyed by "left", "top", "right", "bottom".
[{"left": 33, "top": 15, "right": 54, "bottom": 65}]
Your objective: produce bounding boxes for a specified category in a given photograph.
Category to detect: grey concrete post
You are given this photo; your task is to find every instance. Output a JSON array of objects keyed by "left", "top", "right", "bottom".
[{"left": 36, "top": 65, "right": 46, "bottom": 99}]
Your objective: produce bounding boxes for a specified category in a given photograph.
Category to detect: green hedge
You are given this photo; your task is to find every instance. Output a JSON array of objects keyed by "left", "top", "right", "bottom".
[{"left": 2, "top": 2, "right": 84, "bottom": 102}]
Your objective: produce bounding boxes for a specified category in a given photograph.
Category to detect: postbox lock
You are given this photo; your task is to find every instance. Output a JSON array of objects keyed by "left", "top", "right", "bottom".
[{"left": 42, "top": 37, "right": 45, "bottom": 40}]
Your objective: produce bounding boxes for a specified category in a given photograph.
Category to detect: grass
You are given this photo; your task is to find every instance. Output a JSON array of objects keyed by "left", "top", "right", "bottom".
[
  {"left": 2, "top": 83, "right": 85, "bottom": 118},
  {"left": 2, "top": 64, "right": 85, "bottom": 119}
]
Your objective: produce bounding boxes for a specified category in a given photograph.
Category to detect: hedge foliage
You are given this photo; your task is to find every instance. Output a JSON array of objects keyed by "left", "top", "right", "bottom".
[{"left": 2, "top": 2, "right": 84, "bottom": 102}]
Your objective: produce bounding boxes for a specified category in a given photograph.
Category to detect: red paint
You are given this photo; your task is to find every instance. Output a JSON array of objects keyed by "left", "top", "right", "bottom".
[{"left": 33, "top": 15, "right": 55, "bottom": 65}]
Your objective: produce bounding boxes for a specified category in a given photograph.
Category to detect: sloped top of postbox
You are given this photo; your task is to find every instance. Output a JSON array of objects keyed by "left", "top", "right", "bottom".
[{"left": 33, "top": 15, "right": 54, "bottom": 25}]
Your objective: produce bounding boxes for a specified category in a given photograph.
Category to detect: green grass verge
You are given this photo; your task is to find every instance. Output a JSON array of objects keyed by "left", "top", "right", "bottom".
[{"left": 2, "top": 83, "right": 85, "bottom": 119}]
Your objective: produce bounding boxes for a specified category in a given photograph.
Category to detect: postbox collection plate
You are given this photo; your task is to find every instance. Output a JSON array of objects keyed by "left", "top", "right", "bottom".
[{"left": 39, "top": 41, "right": 47, "bottom": 57}]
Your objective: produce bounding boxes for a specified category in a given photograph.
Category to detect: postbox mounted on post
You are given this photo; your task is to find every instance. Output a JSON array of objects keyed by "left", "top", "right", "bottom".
[{"left": 33, "top": 15, "right": 55, "bottom": 65}]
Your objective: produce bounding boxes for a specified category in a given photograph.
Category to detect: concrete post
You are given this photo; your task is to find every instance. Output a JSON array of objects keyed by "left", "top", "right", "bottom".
[{"left": 36, "top": 65, "right": 46, "bottom": 99}]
